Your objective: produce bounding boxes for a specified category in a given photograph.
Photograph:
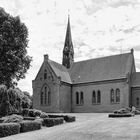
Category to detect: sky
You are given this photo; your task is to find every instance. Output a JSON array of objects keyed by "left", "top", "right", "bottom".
[{"left": 0, "top": 0, "right": 140, "bottom": 94}]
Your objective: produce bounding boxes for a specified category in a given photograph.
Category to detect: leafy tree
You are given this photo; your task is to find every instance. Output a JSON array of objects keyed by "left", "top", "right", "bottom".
[{"left": 0, "top": 7, "right": 32, "bottom": 88}]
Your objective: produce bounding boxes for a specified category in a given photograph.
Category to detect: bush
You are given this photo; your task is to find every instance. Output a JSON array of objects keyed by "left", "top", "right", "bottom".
[
  {"left": 40, "top": 112, "right": 48, "bottom": 118},
  {"left": 0, "top": 123, "right": 20, "bottom": 137},
  {"left": 108, "top": 113, "right": 134, "bottom": 118},
  {"left": 64, "top": 116, "right": 76, "bottom": 122},
  {"left": 28, "top": 109, "right": 43, "bottom": 117},
  {"left": 20, "top": 120, "right": 41, "bottom": 133},
  {"left": 48, "top": 115, "right": 76, "bottom": 123},
  {"left": 113, "top": 108, "right": 131, "bottom": 114},
  {"left": 1, "top": 114, "right": 23, "bottom": 123},
  {"left": 22, "top": 108, "right": 29, "bottom": 116},
  {"left": 43, "top": 117, "right": 64, "bottom": 127}
]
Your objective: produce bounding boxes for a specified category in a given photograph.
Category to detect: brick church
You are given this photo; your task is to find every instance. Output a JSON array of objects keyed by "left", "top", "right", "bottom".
[{"left": 32, "top": 16, "right": 140, "bottom": 113}]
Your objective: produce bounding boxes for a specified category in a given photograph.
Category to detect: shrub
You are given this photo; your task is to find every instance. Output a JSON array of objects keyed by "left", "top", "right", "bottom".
[
  {"left": 43, "top": 117, "right": 64, "bottom": 127},
  {"left": 28, "top": 109, "right": 42, "bottom": 117},
  {"left": 64, "top": 116, "right": 76, "bottom": 122},
  {"left": 20, "top": 120, "right": 41, "bottom": 133},
  {"left": 1, "top": 114, "right": 23, "bottom": 123},
  {"left": 0, "top": 123, "right": 20, "bottom": 137},
  {"left": 22, "top": 108, "right": 29, "bottom": 116},
  {"left": 113, "top": 108, "right": 131, "bottom": 114},
  {"left": 108, "top": 113, "right": 134, "bottom": 118},
  {"left": 40, "top": 112, "right": 48, "bottom": 118}
]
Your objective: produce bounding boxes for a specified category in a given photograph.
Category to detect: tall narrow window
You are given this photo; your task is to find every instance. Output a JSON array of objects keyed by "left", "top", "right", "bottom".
[
  {"left": 41, "top": 84, "right": 51, "bottom": 106},
  {"left": 92, "top": 91, "right": 96, "bottom": 104},
  {"left": 76, "top": 92, "right": 79, "bottom": 105},
  {"left": 80, "top": 92, "right": 84, "bottom": 105},
  {"left": 136, "top": 97, "right": 139, "bottom": 106},
  {"left": 44, "top": 87, "right": 47, "bottom": 105},
  {"left": 116, "top": 89, "right": 120, "bottom": 103},
  {"left": 44, "top": 69, "right": 47, "bottom": 79},
  {"left": 48, "top": 91, "right": 51, "bottom": 105},
  {"left": 110, "top": 89, "right": 115, "bottom": 103},
  {"left": 97, "top": 90, "right": 101, "bottom": 103},
  {"left": 41, "top": 92, "right": 43, "bottom": 105}
]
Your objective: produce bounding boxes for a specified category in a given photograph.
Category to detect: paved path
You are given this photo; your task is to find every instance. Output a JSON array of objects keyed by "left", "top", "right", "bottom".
[{"left": 1, "top": 113, "right": 140, "bottom": 140}]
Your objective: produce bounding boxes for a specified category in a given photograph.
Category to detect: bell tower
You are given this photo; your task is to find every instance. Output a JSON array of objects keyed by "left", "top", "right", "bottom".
[{"left": 62, "top": 15, "right": 74, "bottom": 69}]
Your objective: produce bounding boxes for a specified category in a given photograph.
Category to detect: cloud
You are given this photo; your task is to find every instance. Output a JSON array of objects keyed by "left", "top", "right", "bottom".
[{"left": 1, "top": 0, "right": 140, "bottom": 94}]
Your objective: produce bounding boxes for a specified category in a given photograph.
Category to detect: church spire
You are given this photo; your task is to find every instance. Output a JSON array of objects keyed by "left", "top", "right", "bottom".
[{"left": 62, "top": 15, "right": 74, "bottom": 69}]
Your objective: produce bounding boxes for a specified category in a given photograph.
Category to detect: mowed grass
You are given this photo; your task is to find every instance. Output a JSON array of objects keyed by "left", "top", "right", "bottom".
[{"left": 1, "top": 113, "right": 140, "bottom": 140}]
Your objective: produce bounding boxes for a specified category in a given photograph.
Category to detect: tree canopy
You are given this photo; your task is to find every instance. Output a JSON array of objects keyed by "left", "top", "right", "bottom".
[{"left": 0, "top": 7, "right": 32, "bottom": 88}]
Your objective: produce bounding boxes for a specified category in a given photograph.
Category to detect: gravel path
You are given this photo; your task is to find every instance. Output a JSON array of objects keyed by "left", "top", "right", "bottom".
[{"left": 1, "top": 113, "right": 140, "bottom": 140}]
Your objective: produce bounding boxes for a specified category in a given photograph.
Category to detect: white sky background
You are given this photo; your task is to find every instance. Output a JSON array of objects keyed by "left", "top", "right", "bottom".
[{"left": 0, "top": 0, "right": 140, "bottom": 94}]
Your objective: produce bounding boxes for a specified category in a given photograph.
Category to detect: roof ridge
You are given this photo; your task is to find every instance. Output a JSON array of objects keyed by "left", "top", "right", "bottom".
[{"left": 74, "top": 52, "right": 131, "bottom": 64}]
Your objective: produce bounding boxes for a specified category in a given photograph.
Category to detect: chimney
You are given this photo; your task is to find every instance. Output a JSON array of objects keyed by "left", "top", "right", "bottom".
[
  {"left": 131, "top": 48, "right": 134, "bottom": 54},
  {"left": 44, "top": 54, "right": 49, "bottom": 61}
]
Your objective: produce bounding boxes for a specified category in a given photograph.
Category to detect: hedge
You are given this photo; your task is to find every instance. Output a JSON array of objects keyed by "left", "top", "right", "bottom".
[
  {"left": 0, "top": 123, "right": 20, "bottom": 138},
  {"left": 48, "top": 115, "right": 76, "bottom": 122},
  {"left": 64, "top": 116, "right": 76, "bottom": 122},
  {"left": 20, "top": 120, "right": 42, "bottom": 133},
  {"left": 43, "top": 117, "right": 64, "bottom": 127},
  {"left": 108, "top": 113, "right": 134, "bottom": 118}
]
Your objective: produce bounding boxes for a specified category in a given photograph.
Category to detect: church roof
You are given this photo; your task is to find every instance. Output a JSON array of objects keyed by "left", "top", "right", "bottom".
[
  {"left": 48, "top": 52, "right": 133, "bottom": 84},
  {"left": 131, "top": 72, "right": 140, "bottom": 87},
  {"left": 69, "top": 52, "right": 133, "bottom": 84},
  {"left": 48, "top": 60, "right": 72, "bottom": 83}
]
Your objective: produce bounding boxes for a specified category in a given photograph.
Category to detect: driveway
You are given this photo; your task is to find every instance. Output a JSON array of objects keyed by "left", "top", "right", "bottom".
[{"left": 1, "top": 113, "right": 140, "bottom": 140}]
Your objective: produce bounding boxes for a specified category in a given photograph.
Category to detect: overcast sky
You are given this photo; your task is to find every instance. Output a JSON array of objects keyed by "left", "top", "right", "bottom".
[{"left": 1, "top": 0, "right": 140, "bottom": 94}]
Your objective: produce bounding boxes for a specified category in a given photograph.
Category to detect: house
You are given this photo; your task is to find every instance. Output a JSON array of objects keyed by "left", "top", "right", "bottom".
[{"left": 32, "top": 16, "right": 140, "bottom": 112}]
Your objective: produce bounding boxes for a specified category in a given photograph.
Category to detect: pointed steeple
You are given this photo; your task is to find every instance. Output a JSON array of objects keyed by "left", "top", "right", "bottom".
[{"left": 62, "top": 15, "right": 74, "bottom": 69}]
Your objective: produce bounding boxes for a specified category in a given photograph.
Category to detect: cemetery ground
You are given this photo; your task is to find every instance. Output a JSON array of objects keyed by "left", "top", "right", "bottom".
[{"left": 1, "top": 113, "right": 140, "bottom": 140}]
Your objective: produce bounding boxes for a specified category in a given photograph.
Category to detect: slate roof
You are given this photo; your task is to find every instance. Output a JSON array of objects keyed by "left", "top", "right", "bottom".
[
  {"left": 48, "top": 60, "right": 72, "bottom": 84},
  {"left": 48, "top": 52, "right": 133, "bottom": 84},
  {"left": 131, "top": 72, "right": 140, "bottom": 87},
  {"left": 69, "top": 52, "right": 133, "bottom": 84}
]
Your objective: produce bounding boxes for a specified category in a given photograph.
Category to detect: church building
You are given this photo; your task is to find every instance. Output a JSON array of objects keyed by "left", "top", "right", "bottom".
[{"left": 32, "top": 17, "right": 140, "bottom": 113}]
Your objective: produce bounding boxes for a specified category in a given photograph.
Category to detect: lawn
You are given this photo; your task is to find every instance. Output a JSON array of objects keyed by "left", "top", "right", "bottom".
[{"left": 1, "top": 113, "right": 140, "bottom": 140}]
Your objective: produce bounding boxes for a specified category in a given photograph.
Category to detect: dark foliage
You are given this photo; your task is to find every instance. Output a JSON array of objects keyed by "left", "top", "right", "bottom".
[
  {"left": 48, "top": 114, "right": 76, "bottom": 122},
  {"left": 43, "top": 117, "right": 64, "bottom": 127},
  {"left": 20, "top": 120, "right": 41, "bottom": 133},
  {"left": 0, "top": 7, "right": 32, "bottom": 88},
  {"left": 0, "top": 123, "right": 20, "bottom": 137},
  {"left": 1, "top": 114, "right": 23, "bottom": 123},
  {"left": 0, "top": 85, "right": 32, "bottom": 116},
  {"left": 108, "top": 113, "right": 134, "bottom": 118},
  {"left": 64, "top": 116, "right": 76, "bottom": 122}
]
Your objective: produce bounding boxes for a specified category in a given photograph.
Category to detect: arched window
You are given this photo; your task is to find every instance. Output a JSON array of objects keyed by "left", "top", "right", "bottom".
[
  {"left": 48, "top": 91, "right": 51, "bottom": 105},
  {"left": 80, "top": 92, "right": 84, "bottom": 104},
  {"left": 110, "top": 89, "right": 114, "bottom": 103},
  {"left": 40, "top": 92, "right": 43, "bottom": 105},
  {"left": 44, "top": 87, "right": 47, "bottom": 105},
  {"left": 136, "top": 97, "right": 139, "bottom": 106},
  {"left": 76, "top": 92, "right": 79, "bottom": 105},
  {"left": 92, "top": 90, "right": 96, "bottom": 104},
  {"left": 116, "top": 89, "right": 120, "bottom": 103},
  {"left": 44, "top": 69, "right": 47, "bottom": 79},
  {"left": 40, "top": 84, "right": 51, "bottom": 106},
  {"left": 97, "top": 90, "right": 101, "bottom": 103}
]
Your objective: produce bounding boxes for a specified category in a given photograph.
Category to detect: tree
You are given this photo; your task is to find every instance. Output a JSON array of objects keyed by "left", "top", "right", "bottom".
[{"left": 0, "top": 7, "right": 32, "bottom": 88}]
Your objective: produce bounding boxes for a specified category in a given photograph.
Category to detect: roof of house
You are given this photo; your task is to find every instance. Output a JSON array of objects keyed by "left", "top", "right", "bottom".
[
  {"left": 48, "top": 52, "right": 133, "bottom": 84},
  {"left": 69, "top": 52, "right": 133, "bottom": 84},
  {"left": 48, "top": 60, "right": 72, "bottom": 84},
  {"left": 131, "top": 72, "right": 140, "bottom": 87}
]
